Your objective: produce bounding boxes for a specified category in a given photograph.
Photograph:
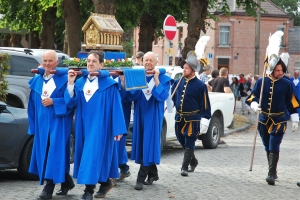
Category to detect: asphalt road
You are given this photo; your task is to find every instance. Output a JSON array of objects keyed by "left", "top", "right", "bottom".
[{"left": 0, "top": 101, "right": 299, "bottom": 200}]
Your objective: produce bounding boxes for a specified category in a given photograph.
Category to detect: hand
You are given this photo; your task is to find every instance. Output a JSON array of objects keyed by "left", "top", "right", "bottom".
[
  {"left": 68, "top": 69, "right": 77, "bottom": 85},
  {"left": 114, "top": 135, "right": 123, "bottom": 141},
  {"left": 154, "top": 68, "right": 160, "bottom": 78},
  {"left": 292, "top": 121, "right": 298, "bottom": 132},
  {"left": 42, "top": 98, "right": 53, "bottom": 107},
  {"left": 200, "top": 124, "right": 208, "bottom": 134},
  {"left": 250, "top": 102, "right": 261, "bottom": 112}
]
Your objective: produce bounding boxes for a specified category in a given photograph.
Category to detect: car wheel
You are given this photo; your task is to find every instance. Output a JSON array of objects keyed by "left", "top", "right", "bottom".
[
  {"left": 18, "top": 137, "right": 39, "bottom": 181},
  {"left": 201, "top": 116, "right": 220, "bottom": 149}
]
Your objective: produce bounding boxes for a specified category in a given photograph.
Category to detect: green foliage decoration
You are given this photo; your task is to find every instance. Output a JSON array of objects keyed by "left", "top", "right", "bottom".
[{"left": 0, "top": 53, "right": 11, "bottom": 102}]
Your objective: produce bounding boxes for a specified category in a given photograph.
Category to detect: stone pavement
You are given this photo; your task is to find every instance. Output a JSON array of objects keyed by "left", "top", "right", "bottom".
[{"left": 1, "top": 100, "right": 300, "bottom": 200}]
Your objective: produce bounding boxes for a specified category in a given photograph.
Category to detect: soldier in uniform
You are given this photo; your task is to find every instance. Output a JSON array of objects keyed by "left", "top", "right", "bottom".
[
  {"left": 172, "top": 51, "right": 211, "bottom": 176},
  {"left": 246, "top": 56, "right": 300, "bottom": 185}
]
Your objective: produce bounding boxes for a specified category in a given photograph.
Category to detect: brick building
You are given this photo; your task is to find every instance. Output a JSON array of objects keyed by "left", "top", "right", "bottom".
[{"left": 133, "top": 0, "right": 299, "bottom": 76}]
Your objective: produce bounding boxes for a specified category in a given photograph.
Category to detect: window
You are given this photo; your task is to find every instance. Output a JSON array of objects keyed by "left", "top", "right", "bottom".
[
  {"left": 277, "top": 27, "right": 284, "bottom": 46},
  {"left": 220, "top": 26, "right": 230, "bottom": 46}
]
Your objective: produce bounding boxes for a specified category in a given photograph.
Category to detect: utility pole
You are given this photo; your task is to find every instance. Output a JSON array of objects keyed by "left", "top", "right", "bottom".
[{"left": 254, "top": 0, "right": 261, "bottom": 75}]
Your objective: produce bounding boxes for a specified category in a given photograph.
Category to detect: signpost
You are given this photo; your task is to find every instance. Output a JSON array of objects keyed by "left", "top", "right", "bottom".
[{"left": 163, "top": 15, "right": 177, "bottom": 41}]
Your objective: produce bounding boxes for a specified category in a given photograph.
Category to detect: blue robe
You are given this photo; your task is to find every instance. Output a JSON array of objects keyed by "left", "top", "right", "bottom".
[
  {"left": 125, "top": 74, "right": 172, "bottom": 166},
  {"left": 64, "top": 75, "right": 127, "bottom": 184},
  {"left": 27, "top": 73, "right": 73, "bottom": 185}
]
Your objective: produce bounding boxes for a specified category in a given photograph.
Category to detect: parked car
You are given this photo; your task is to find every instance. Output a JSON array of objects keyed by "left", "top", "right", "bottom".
[
  {"left": 127, "top": 66, "right": 235, "bottom": 150},
  {"left": 0, "top": 101, "right": 74, "bottom": 180},
  {"left": 0, "top": 47, "right": 70, "bottom": 77}
]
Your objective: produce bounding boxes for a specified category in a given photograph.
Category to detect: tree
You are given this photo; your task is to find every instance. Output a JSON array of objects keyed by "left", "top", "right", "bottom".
[
  {"left": 61, "top": 0, "right": 81, "bottom": 56},
  {"left": 181, "top": 0, "right": 264, "bottom": 59},
  {"left": 114, "top": 0, "right": 190, "bottom": 53},
  {"left": 270, "top": 0, "right": 300, "bottom": 26}
]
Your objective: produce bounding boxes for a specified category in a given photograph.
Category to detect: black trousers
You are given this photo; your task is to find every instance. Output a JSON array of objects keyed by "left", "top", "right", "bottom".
[
  {"left": 43, "top": 173, "right": 74, "bottom": 193},
  {"left": 84, "top": 178, "right": 110, "bottom": 194},
  {"left": 137, "top": 164, "right": 158, "bottom": 183}
]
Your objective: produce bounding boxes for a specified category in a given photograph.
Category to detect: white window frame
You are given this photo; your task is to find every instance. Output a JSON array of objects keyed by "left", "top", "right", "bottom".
[{"left": 219, "top": 25, "right": 230, "bottom": 46}]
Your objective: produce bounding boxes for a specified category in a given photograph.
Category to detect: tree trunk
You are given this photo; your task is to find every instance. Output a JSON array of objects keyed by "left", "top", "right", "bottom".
[
  {"left": 1, "top": 34, "right": 11, "bottom": 47},
  {"left": 25, "top": 31, "right": 40, "bottom": 48},
  {"left": 182, "top": 0, "right": 207, "bottom": 59},
  {"left": 92, "top": 0, "right": 115, "bottom": 15},
  {"left": 40, "top": 7, "right": 56, "bottom": 49},
  {"left": 138, "top": 13, "right": 157, "bottom": 53},
  {"left": 62, "top": 0, "right": 81, "bottom": 57},
  {"left": 10, "top": 34, "right": 23, "bottom": 47}
]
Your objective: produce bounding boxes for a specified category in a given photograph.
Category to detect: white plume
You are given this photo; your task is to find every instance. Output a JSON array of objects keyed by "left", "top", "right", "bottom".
[
  {"left": 195, "top": 35, "right": 210, "bottom": 60},
  {"left": 280, "top": 52, "right": 289, "bottom": 67},
  {"left": 266, "top": 30, "right": 284, "bottom": 59}
]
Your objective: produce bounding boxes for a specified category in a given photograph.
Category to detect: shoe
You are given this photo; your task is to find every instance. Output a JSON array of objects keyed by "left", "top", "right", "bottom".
[
  {"left": 297, "top": 182, "right": 300, "bottom": 187},
  {"left": 110, "top": 178, "right": 117, "bottom": 186},
  {"left": 38, "top": 191, "right": 52, "bottom": 200},
  {"left": 81, "top": 192, "right": 93, "bottom": 200},
  {"left": 56, "top": 182, "right": 75, "bottom": 195},
  {"left": 181, "top": 169, "right": 188, "bottom": 176},
  {"left": 144, "top": 176, "right": 159, "bottom": 185},
  {"left": 116, "top": 171, "right": 131, "bottom": 182},
  {"left": 94, "top": 180, "right": 114, "bottom": 198},
  {"left": 248, "top": 111, "right": 251, "bottom": 115},
  {"left": 266, "top": 175, "right": 275, "bottom": 185},
  {"left": 134, "top": 182, "right": 143, "bottom": 190},
  {"left": 218, "top": 140, "right": 226, "bottom": 145}
]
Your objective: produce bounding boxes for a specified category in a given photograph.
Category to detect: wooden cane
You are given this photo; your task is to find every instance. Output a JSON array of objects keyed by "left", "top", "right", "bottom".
[
  {"left": 249, "top": 61, "right": 267, "bottom": 171},
  {"left": 164, "top": 76, "right": 183, "bottom": 112}
]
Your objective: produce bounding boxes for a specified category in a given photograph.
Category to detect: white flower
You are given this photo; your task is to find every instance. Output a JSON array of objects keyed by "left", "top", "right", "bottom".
[
  {"left": 111, "top": 59, "right": 115, "bottom": 62},
  {"left": 127, "top": 58, "right": 132, "bottom": 61},
  {"left": 122, "top": 59, "right": 125, "bottom": 62},
  {"left": 104, "top": 59, "right": 106, "bottom": 62}
]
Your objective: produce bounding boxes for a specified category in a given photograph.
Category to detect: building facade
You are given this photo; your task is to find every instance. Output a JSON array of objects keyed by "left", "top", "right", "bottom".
[{"left": 133, "top": 0, "right": 299, "bottom": 76}]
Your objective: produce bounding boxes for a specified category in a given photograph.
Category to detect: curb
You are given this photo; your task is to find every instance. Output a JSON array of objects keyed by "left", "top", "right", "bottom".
[{"left": 224, "top": 122, "right": 252, "bottom": 136}]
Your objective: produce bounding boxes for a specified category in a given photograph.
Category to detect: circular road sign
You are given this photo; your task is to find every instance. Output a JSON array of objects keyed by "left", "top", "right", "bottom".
[{"left": 163, "top": 15, "right": 177, "bottom": 41}]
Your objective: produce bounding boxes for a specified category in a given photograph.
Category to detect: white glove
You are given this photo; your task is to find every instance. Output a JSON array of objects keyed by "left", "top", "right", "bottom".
[
  {"left": 250, "top": 102, "right": 261, "bottom": 112},
  {"left": 200, "top": 118, "right": 210, "bottom": 134},
  {"left": 292, "top": 122, "right": 298, "bottom": 132},
  {"left": 290, "top": 113, "right": 299, "bottom": 132}
]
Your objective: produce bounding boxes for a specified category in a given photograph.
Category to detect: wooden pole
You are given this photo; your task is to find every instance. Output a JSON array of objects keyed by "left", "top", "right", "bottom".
[{"left": 249, "top": 61, "right": 267, "bottom": 171}]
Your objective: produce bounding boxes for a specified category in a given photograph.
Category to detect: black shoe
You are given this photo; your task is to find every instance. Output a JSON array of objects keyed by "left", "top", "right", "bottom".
[
  {"left": 38, "top": 191, "right": 52, "bottom": 200},
  {"left": 94, "top": 180, "right": 114, "bottom": 198},
  {"left": 297, "top": 182, "right": 300, "bottom": 187},
  {"left": 181, "top": 169, "right": 188, "bottom": 176},
  {"left": 218, "top": 140, "right": 226, "bottom": 145},
  {"left": 266, "top": 175, "right": 275, "bottom": 185},
  {"left": 56, "top": 182, "right": 75, "bottom": 195},
  {"left": 116, "top": 171, "right": 131, "bottom": 182},
  {"left": 134, "top": 182, "right": 143, "bottom": 190},
  {"left": 81, "top": 192, "right": 93, "bottom": 200},
  {"left": 144, "top": 175, "right": 159, "bottom": 185}
]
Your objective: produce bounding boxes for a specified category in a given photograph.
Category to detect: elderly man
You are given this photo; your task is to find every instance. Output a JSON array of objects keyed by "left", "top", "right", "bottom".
[
  {"left": 172, "top": 51, "right": 211, "bottom": 176},
  {"left": 121, "top": 51, "right": 172, "bottom": 190},
  {"left": 28, "top": 50, "right": 74, "bottom": 200}
]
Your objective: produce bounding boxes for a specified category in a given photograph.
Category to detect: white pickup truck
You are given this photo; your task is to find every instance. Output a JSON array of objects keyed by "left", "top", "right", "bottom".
[{"left": 127, "top": 66, "right": 235, "bottom": 150}]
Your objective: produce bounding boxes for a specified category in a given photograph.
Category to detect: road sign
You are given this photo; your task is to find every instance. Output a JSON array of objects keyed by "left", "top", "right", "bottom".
[{"left": 163, "top": 15, "right": 177, "bottom": 41}]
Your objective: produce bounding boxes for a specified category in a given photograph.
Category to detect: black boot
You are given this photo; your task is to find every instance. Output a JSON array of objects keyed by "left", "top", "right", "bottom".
[
  {"left": 266, "top": 152, "right": 279, "bottom": 185},
  {"left": 181, "top": 149, "right": 193, "bottom": 176},
  {"left": 266, "top": 151, "right": 277, "bottom": 180},
  {"left": 188, "top": 153, "right": 198, "bottom": 172}
]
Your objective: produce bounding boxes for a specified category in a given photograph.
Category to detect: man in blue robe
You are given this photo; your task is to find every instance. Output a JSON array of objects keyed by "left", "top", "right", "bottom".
[
  {"left": 27, "top": 50, "right": 74, "bottom": 200},
  {"left": 247, "top": 58, "right": 299, "bottom": 185},
  {"left": 172, "top": 51, "right": 211, "bottom": 176},
  {"left": 65, "top": 52, "right": 127, "bottom": 200},
  {"left": 120, "top": 52, "right": 172, "bottom": 190}
]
